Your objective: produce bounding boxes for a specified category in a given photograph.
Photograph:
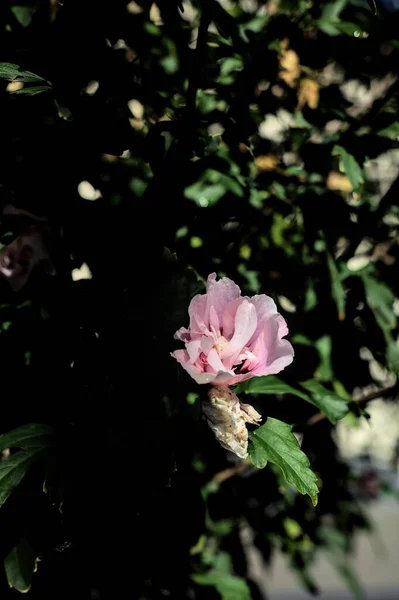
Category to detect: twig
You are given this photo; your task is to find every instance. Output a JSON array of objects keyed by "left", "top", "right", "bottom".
[
  {"left": 213, "top": 461, "right": 251, "bottom": 483},
  {"left": 306, "top": 383, "right": 397, "bottom": 426}
]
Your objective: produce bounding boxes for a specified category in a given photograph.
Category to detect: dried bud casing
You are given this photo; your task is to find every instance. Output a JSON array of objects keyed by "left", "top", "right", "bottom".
[{"left": 201, "top": 385, "right": 261, "bottom": 459}]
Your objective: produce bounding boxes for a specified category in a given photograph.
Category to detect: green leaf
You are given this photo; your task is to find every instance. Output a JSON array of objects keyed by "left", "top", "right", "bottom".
[
  {"left": 318, "top": 20, "right": 341, "bottom": 36},
  {"left": 4, "top": 538, "right": 36, "bottom": 593},
  {"left": 320, "top": 0, "right": 346, "bottom": 21},
  {"left": 239, "top": 375, "right": 310, "bottom": 401},
  {"left": 0, "top": 451, "right": 47, "bottom": 507},
  {"left": 333, "top": 145, "right": 364, "bottom": 192},
  {"left": 283, "top": 517, "right": 302, "bottom": 539},
  {"left": 304, "top": 279, "right": 317, "bottom": 311},
  {"left": 220, "top": 56, "right": 242, "bottom": 77},
  {"left": 209, "top": 0, "right": 240, "bottom": 42},
  {"left": 327, "top": 252, "right": 346, "bottom": 320},
  {"left": 361, "top": 274, "right": 398, "bottom": 373},
  {"left": 191, "top": 573, "right": 250, "bottom": 600},
  {"left": 249, "top": 418, "right": 319, "bottom": 505},
  {"left": 333, "top": 562, "right": 364, "bottom": 600},
  {"left": 184, "top": 181, "right": 225, "bottom": 207},
  {"left": 0, "top": 424, "right": 54, "bottom": 506},
  {"left": 0, "top": 62, "right": 47, "bottom": 83},
  {"left": 0, "top": 423, "right": 54, "bottom": 452},
  {"left": 11, "top": 85, "right": 51, "bottom": 96},
  {"left": 361, "top": 274, "right": 395, "bottom": 331},
  {"left": 377, "top": 122, "right": 399, "bottom": 139},
  {"left": 239, "top": 375, "right": 348, "bottom": 423},
  {"left": 11, "top": 6, "right": 34, "bottom": 27},
  {"left": 314, "top": 335, "right": 333, "bottom": 381},
  {"left": 334, "top": 21, "right": 364, "bottom": 35},
  {"left": 300, "top": 380, "right": 349, "bottom": 423},
  {"left": 386, "top": 338, "right": 399, "bottom": 375}
]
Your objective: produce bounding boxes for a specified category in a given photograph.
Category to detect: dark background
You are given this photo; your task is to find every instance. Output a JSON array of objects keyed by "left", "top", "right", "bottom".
[{"left": 0, "top": 0, "right": 398, "bottom": 598}]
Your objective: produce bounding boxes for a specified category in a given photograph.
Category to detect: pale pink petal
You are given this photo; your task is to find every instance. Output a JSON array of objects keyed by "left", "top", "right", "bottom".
[
  {"left": 276, "top": 314, "right": 289, "bottom": 337},
  {"left": 174, "top": 326, "right": 190, "bottom": 341},
  {"left": 252, "top": 315, "right": 294, "bottom": 375},
  {"left": 247, "top": 330, "right": 267, "bottom": 368},
  {"left": 209, "top": 306, "right": 220, "bottom": 336},
  {"left": 171, "top": 349, "right": 190, "bottom": 365},
  {"left": 207, "top": 348, "right": 226, "bottom": 373},
  {"left": 188, "top": 293, "right": 208, "bottom": 335},
  {"left": 248, "top": 294, "right": 278, "bottom": 347},
  {"left": 253, "top": 343, "right": 294, "bottom": 376},
  {"left": 171, "top": 273, "right": 294, "bottom": 385},
  {"left": 171, "top": 350, "right": 217, "bottom": 384},
  {"left": 205, "top": 273, "right": 241, "bottom": 322},
  {"left": 213, "top": 370, "right": 256, "bottom": 386},
  {"left": 186, "top": 340, "right": 201, "bottom": 363},
  {"left": 238, "top": 349, "right": 259, "bottom": 372},
  {"left": 222, "top": 300, "right": 257, "bottom": 363},
  {"left": 222, "top": 297, "right": 246, "bottom": 340},
  {"left": 200, "top": 335, "right": 213, "bottom": 354},
  {"left": 191, "top": 371, "right": 218, "bottom": 384}
]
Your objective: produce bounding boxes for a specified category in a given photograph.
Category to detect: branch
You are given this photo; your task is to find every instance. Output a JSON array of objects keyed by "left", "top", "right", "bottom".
[
  {"left": 213, "top": 461, "right": 251, "bottom": 483},
  {"left": 306, "top": 383, "right": 397, "bottom": 426}
]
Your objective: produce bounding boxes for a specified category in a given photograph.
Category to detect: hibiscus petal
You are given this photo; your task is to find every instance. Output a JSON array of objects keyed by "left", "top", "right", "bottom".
[
  {"left": 187, "top": 340, "right": 201, "bottom": 363},
  {"left": 200, "top": 335, "right": 213, "bottom": 354},
  {"left": 171, "top": 350, "right": 217, "bottom": 384},
  {"left": 207, "top": 348, "right": 226, "bottom": 373},
  {"left": 222, "top": 300, "right": 257, "bottom": 365},
  {"left": 205, "top": 273, "right": 241, "bottom": 322},
  {"left": 247, "top": 294, "right": 278, "bottom": 347},
  {"left": 188, "top": 293, "right": 208, "bottom": 335},
  {"left": 252, "top": 315, "right": 294, "bottom": 376},
  {"left": 209, "top": 305, "right": 220, "bottom": 337},
  {"left": 174, "top": 327, "right": 190, "bottom": 341},
  {"left": 213, "top": 370, "right": 256, "bottom": 386},
  {"left": 222, "top": 297, "right": 246, "bottom": 340}
]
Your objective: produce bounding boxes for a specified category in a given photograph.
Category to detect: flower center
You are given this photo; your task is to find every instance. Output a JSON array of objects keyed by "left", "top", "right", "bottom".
[{"left": 213, "top": 336, "right": 227, "bottom": 354}]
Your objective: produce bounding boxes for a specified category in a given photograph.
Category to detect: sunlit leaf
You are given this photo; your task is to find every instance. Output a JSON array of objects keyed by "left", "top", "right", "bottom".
[
  {"left": 300, "top": 380, "right": 349, "bottom": 423},
  {"left": 238, "top": 375, "right": 310, "bottom": 401},
  {"left": 249, "top": 418, "right": 319, "bottom": 505},
  {"left": 377, "top": 122, "right": 399, "bottom": 139},
  {"left": 361, "top": 274, "right": 395, "bottom": 331},
  {"left": 333, "top": 145, "right": 364, "bottom": 192},
  {"left": 0, "top": 62, "right": 47, "bottom": 83}
]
